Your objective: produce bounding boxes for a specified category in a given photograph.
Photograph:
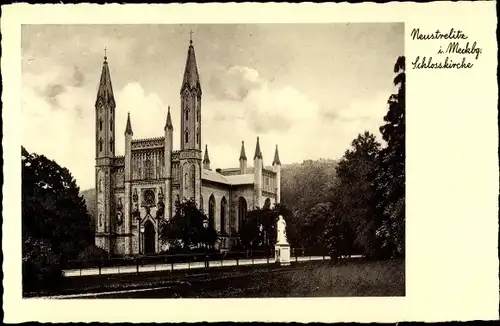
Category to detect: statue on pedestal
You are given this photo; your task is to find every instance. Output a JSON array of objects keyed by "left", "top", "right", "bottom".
[
  {"left": 275, "top": 215, "right": 291, "bottom": 266},
  {"left": 276, "top": 215, "right": 288, "bottom": 245}
]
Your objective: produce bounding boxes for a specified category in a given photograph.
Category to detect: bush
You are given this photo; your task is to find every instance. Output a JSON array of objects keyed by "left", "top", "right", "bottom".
[
  {"left": 22, "top": 255, "right": 63, "bottom": 295},
  {"left": 77, "top": 244, "right": 109, "bottom": 261}
]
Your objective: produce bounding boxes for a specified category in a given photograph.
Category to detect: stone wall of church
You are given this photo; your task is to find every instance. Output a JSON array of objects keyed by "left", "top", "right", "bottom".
[
  {"left": 230, "top": 185, "right": 254, "bottom": 233},
  {"left": 201, "top": 182, "right": 231, "bottom": 233},
  {"left": 262, "top": 169, "right": 276, "bottom": 194},
  {"left": 131, "top": 148, "right": 165, "bottom": 181},
  {"left": 129, "top": 181, "right": 164, "bottom": 254}
]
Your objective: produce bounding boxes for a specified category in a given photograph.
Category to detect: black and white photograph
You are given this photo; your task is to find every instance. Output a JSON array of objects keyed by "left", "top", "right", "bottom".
[
  {"left": 21, "top": 23, "right": 405, "bottom": 299},
  {"left": 3, "top": 2, "right": 497, "bottom": 323}
]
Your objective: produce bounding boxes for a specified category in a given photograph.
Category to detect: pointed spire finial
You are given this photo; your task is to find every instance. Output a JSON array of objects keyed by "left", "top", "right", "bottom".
[
  {"left": 189, "top": 30, "right": 194, "bottom": 45},
  {"left": 165, "top": 105, "right": 173, "bottom": 131},
  {"left": 181, "top": 32, "right": 201, "bottom": 93},
  {"left": 273, "top": 144, "right": 281, "bottom": 165},
  {"left": 254, "top": 137, "right": 263, "bottom": 160},
  {"left": 125, "top": 112, "right": 133, "bottom": 136},
  {"left": 104, "top": 46, "right": 107, "bottom": 62},
  {"left": 203, "top": 144, "right": 211, "bottom": 164},
  {"left": 240, "top": 141, "right": 247, "bottom": 161},
  {"left": 96, "top": 51, "right": 115, "bottom": 107}
]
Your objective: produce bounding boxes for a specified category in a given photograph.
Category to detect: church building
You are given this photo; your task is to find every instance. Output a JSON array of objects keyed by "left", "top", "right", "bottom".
[{"left": 94, "top": 38, "right": 282, "bottom": 256}]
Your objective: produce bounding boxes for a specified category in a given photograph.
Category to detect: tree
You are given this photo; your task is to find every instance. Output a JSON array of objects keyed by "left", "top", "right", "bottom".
[
  {"left": 22, "top": 148, "right": 94, "bottom": 261},
  {"left": 239, "top": 203, "right": 293, "bottom": 250},
  {"left": 374, "top": 56, "right": 406, "bottom": 257},
  {"left": 159, "top": 198, "right": 218, "bottom": 250},
  {"left": 326, "top": 132, "right": 382, "bottom": 258},
  {"left": 22, "top": 147, "right": 94, "bottom": 292}
]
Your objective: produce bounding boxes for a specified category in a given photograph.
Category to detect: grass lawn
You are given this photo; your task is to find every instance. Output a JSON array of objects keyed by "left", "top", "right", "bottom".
[
  {"left": 56, "top": 258, "right": 404, "bottom": 298},
  {"left": 179, "top": 258, "right": 405, "bottom": 298}
]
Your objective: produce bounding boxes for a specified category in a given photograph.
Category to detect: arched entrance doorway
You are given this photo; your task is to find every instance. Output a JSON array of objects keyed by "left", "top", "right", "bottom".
[{"left": 143, "top": 220, "right": 156, "bottom": 255}]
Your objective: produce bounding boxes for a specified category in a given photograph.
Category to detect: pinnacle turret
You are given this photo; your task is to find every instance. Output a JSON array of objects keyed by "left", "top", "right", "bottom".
[
  {"left": 203, "top": 144, "right": 211, "bottom": 164},
  {"left": 273, "top": 145, "right": 281, "bottom": 165},
  {"left": 125, "top": 112, "right": 133, "bottom": 136},
  {"left": 239, "top": 141, "right": 247, "bottom": 161},
  {"left": 164, "top": 106, "right": 173, "bottom": 131},
  {"left": 254, "top": 137, "right": 263, "bottom": 160}
]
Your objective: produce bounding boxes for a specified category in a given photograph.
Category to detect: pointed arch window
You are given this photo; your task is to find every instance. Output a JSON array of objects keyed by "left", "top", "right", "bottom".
[
  {"left": 238, "top": 197, "right": 247, "bottom": 232},
  {"left": 99, "top": 138, "right": 103, "bottom": 152},
  {"left": 99, "top": 119, "right": 103, "bottom": 131},
  {"left": 184, "top": 173, "right": 188, "bottom": 190},
  {"left": 110, "top": 118, "right": 113, "bottom": 131},
  {"left": 185, "top": 109, "right": 189, "bottom": 121},
  {"left": 208, "top": 195, "right": 216, "bottom": 229},
  {"left": 220, "top": 197, "right": 227, "bottom": 235},
  {"left": 110, "top": 138, "right": 114, "bottom": 153},
  {"left": 196, "top": 129, "right": 200, "bottom": 144},
  {"left": 185, "top": 130, "right": 189, "bottom": 143}
]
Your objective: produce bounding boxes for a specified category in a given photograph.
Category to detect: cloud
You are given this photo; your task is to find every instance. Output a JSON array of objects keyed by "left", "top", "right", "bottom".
[
  {"left": 208, "top": 65, "right": 263, "bottom": 102},
  {"left": 201, "top": 66, "right": 390, "bottom": 172},
  {"left": 206, "top": 65, "right": 321, "bottom": 137},
  {"left": 114, "top": 82, "right": 170, "bottom": 152}
]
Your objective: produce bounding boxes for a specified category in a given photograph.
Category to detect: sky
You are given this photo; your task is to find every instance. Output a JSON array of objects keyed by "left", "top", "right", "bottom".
[{"left": 21, "top": 23, "right": 404, "bottom": 190}]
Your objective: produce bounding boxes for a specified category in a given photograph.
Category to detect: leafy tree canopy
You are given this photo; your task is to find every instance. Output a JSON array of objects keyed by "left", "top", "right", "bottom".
[
  {"left": 22, "top": 147, "right": 93, "bottom": 262},
  {"left": 159, "top": 198, "right": 218, "bottom": 250}
]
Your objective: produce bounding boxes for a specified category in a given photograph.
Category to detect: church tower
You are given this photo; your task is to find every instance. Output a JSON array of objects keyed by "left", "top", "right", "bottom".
[
  {"left": 95, "top": 52, "right": 116, "bottom": 252},
  {"left": 179, "top": 36, "right": 202, "bottom": 206},
  {"left": 253, "top": 137, "right": 263, "bottom": 208},
  {"left": 164, "top": 106, "right": 174, "bottom": 220}
]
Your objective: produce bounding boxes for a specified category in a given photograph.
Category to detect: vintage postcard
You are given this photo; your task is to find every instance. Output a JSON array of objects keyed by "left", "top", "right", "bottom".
[{"left": 2, "top": 2, "right": 498, "bottom": 323}]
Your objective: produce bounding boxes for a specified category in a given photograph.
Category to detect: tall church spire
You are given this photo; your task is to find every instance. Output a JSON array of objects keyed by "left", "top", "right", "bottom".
[
  {"left": 254, "top": 137, "right": 263, "bottom": 159},
  {"left": 273, "top": 145, "right": 281, "bottom": 165},
  {"left": 96, "top": 52, "right": 115, "bottom": 108},
  {"left": 181, "top": 36, "right": 201, "bottom": 94}
]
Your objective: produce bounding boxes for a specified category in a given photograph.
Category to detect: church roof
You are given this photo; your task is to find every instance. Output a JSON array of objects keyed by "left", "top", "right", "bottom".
[
  {"left": 202, "top": 169, "right": 254, "bottom": 186},
  {"left": 181, "top": 40, "right": 201, "bottom": 93},
  {"left": 225, "top": 174, "right": 254, "bottom": 185},
  {"left": 273, "top": 145, "right": 281, "bottom": 165},
  {"left": 202, "top": 169, "right": 229, "bottom": 184},
  {"left": 95, "top": 55, "right": 115, "bottom": 108}
]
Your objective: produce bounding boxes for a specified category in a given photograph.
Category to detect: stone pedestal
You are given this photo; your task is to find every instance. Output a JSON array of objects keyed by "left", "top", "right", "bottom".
[{"left": 275, "top": 243, "right": 291, "bottom": 266}]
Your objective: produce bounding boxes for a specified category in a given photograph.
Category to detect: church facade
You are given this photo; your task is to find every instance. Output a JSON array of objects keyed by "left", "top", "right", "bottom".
[{"left": 94, "top": 39, "right": 282, "bottom": 256}]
